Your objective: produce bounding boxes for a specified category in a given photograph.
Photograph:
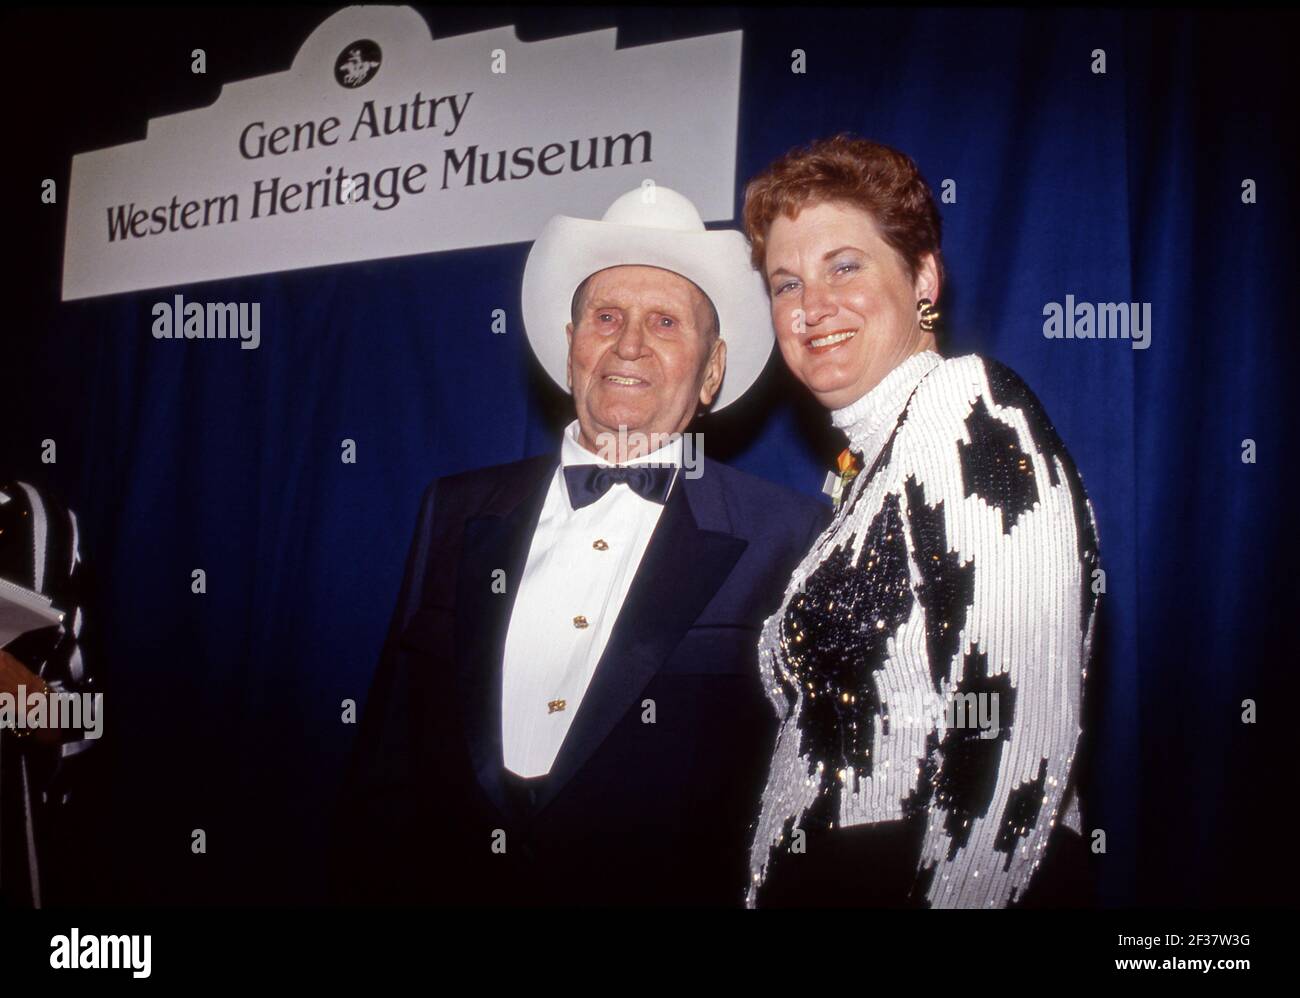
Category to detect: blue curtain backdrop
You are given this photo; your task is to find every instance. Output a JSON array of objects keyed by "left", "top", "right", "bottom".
[{"left": 4, "top": 6, "right": 1294, "bottom": 907}]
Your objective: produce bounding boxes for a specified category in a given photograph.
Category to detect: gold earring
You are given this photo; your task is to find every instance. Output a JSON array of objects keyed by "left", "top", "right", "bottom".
[{"left": 916, "top": 298, "right": 940, "bottom": 332}]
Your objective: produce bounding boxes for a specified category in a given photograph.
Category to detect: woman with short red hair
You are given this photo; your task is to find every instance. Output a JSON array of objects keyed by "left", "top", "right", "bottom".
[{"left": 742, "top": 134, "right": 1101, "bottom": 908}]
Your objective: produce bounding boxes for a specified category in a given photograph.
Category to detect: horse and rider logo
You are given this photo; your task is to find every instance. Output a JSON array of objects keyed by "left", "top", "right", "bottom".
[{"left": 335, "top": 40, "right": 382, "bottom": 88}]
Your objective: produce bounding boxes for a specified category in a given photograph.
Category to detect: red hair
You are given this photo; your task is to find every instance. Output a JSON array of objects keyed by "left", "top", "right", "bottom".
[{"left": 743, "top": 133, "right": 944, "bottom": 297}]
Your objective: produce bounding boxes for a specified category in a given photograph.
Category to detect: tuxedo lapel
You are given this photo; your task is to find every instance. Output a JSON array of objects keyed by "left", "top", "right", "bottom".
[
  {"left": 453, "top": 460, "right": 554, "bottom": 820},
  {"left": 533, "top": 470, "right": 747, "bottom": 813}
]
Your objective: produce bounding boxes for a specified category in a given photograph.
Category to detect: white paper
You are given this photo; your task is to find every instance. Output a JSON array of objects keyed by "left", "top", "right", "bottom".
[{"left": 0, "top": 577, "right": 65, "bottom": 648}]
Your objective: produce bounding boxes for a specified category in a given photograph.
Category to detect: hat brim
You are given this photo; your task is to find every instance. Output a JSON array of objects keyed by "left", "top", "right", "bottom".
[{"left": 521, "top": 216, "right": 774, "bottom": 411}]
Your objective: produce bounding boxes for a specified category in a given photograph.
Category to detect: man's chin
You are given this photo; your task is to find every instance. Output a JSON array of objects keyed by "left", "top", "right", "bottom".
[
  {"left": 585, "top": 406, "right": 652, "bottom": 437},
  {"left": 579, "top": 411, "right": 685, "bottom": 459}
]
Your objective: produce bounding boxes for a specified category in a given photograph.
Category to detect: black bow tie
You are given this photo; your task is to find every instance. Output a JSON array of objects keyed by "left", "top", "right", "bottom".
[{"left": 563, "top": 464, "right": 677, "bottom": 510}]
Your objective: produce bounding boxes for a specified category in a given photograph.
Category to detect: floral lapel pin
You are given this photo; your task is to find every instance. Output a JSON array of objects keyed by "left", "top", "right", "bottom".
[{"left": 822, "top": 447, "right": 863, "bottom": 511}]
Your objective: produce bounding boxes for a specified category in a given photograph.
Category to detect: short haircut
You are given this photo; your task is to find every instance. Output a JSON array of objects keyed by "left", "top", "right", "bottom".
[
  {"left": 742, "top": 132, "right": 945, "bottom": 296},
  {"left": 569, "top": 269, "right": 720, "bottom": 342}
]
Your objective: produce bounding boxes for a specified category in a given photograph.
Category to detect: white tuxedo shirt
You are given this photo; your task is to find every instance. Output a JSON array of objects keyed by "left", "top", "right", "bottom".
[{"left": 501, "top": 421, "right": 682, "bottom": 777}]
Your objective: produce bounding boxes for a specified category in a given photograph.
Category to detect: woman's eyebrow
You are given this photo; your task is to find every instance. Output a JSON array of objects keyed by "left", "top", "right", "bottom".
[{"left": 769, "top": 246, "right": 864, "bottom": 280}]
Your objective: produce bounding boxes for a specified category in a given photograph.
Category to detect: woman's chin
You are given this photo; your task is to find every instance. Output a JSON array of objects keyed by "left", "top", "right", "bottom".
[{"left": 798, "top": 370, "right": 865, "bottom": 410}]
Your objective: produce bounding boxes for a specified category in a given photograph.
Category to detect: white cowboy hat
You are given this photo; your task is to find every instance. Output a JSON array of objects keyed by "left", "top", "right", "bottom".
[{"left": 520, "top": 186, "right": 773, "bottom": 411}]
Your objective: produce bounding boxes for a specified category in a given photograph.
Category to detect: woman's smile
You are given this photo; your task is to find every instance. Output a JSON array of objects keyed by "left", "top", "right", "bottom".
[{"left": 806, "top": 328, "right": 858, "bottom": 353}]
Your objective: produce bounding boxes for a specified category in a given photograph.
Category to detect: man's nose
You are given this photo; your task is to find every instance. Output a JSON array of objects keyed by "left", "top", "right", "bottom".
[{"left": 613, "top": 318, "right": 646, "bottom": 359}]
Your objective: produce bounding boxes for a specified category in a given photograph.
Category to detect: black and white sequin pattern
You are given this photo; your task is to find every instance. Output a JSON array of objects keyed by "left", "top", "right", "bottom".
[
  {"left": 747, "top": 351, "right": 1100, "bottom": 908},
  {"left": 0, "top": 481, "right": 94, "bottom": 909}
]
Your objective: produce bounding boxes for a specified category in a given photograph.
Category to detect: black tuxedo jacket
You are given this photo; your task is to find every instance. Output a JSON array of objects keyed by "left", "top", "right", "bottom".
[{"left": 331, "top": 452, "right": 827, "bottom": 905}]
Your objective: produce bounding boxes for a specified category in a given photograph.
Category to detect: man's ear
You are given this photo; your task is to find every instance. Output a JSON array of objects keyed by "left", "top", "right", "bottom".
[
  {"left": 565, "top": 322, "right": 574, "bottom": 390},
  {"left": 698, "top": 337, "right": 727, "bottom": 407}
]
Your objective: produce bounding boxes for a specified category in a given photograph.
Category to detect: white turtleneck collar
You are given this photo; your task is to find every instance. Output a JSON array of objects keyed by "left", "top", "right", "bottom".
[{"left": 830, "top": 349, "right": 943, "bottom": 456}]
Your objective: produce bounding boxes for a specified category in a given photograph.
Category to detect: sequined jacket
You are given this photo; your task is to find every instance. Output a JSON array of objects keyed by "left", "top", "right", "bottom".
[{"left": 747, "top": 351, "right": 1100, "bottom": 908}]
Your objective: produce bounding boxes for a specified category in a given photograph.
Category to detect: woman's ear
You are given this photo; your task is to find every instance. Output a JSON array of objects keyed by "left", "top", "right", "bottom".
[{"left": 915, "top": 252, "right": 941, "bottom": 305}]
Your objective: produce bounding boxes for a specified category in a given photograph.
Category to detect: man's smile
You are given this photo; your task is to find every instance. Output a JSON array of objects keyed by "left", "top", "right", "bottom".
[{"left": 602, "top": 373, "right": 650, "bottom": 387}]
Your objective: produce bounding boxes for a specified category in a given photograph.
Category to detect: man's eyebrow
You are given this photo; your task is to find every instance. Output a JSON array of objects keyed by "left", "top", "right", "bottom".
[
  {"left": 768, "top": 245, "right": 864, "bottom": 279},
  {"left": 586, "top": 298, "right": 687, "bottom": 316}
]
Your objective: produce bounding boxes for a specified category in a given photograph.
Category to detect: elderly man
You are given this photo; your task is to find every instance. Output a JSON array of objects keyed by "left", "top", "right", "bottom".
[{"left": 332, "top": 187, "right": 827, "bottom": 905}]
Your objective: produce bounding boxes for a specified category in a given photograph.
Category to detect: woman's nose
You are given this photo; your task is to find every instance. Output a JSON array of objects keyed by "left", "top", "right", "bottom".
[{"left": 802, "top": 281, "right": 836, "bottom": 325}]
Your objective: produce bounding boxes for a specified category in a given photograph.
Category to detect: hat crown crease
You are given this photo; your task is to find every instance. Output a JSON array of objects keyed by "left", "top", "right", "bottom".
[{"left": 600, "top": 187, "right": 704, "bottom": 232}]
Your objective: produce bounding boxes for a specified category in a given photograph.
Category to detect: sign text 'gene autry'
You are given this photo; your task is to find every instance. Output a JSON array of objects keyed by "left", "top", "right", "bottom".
[{"left": 238, "top": 92, "right": 474, "bottom": 159}]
